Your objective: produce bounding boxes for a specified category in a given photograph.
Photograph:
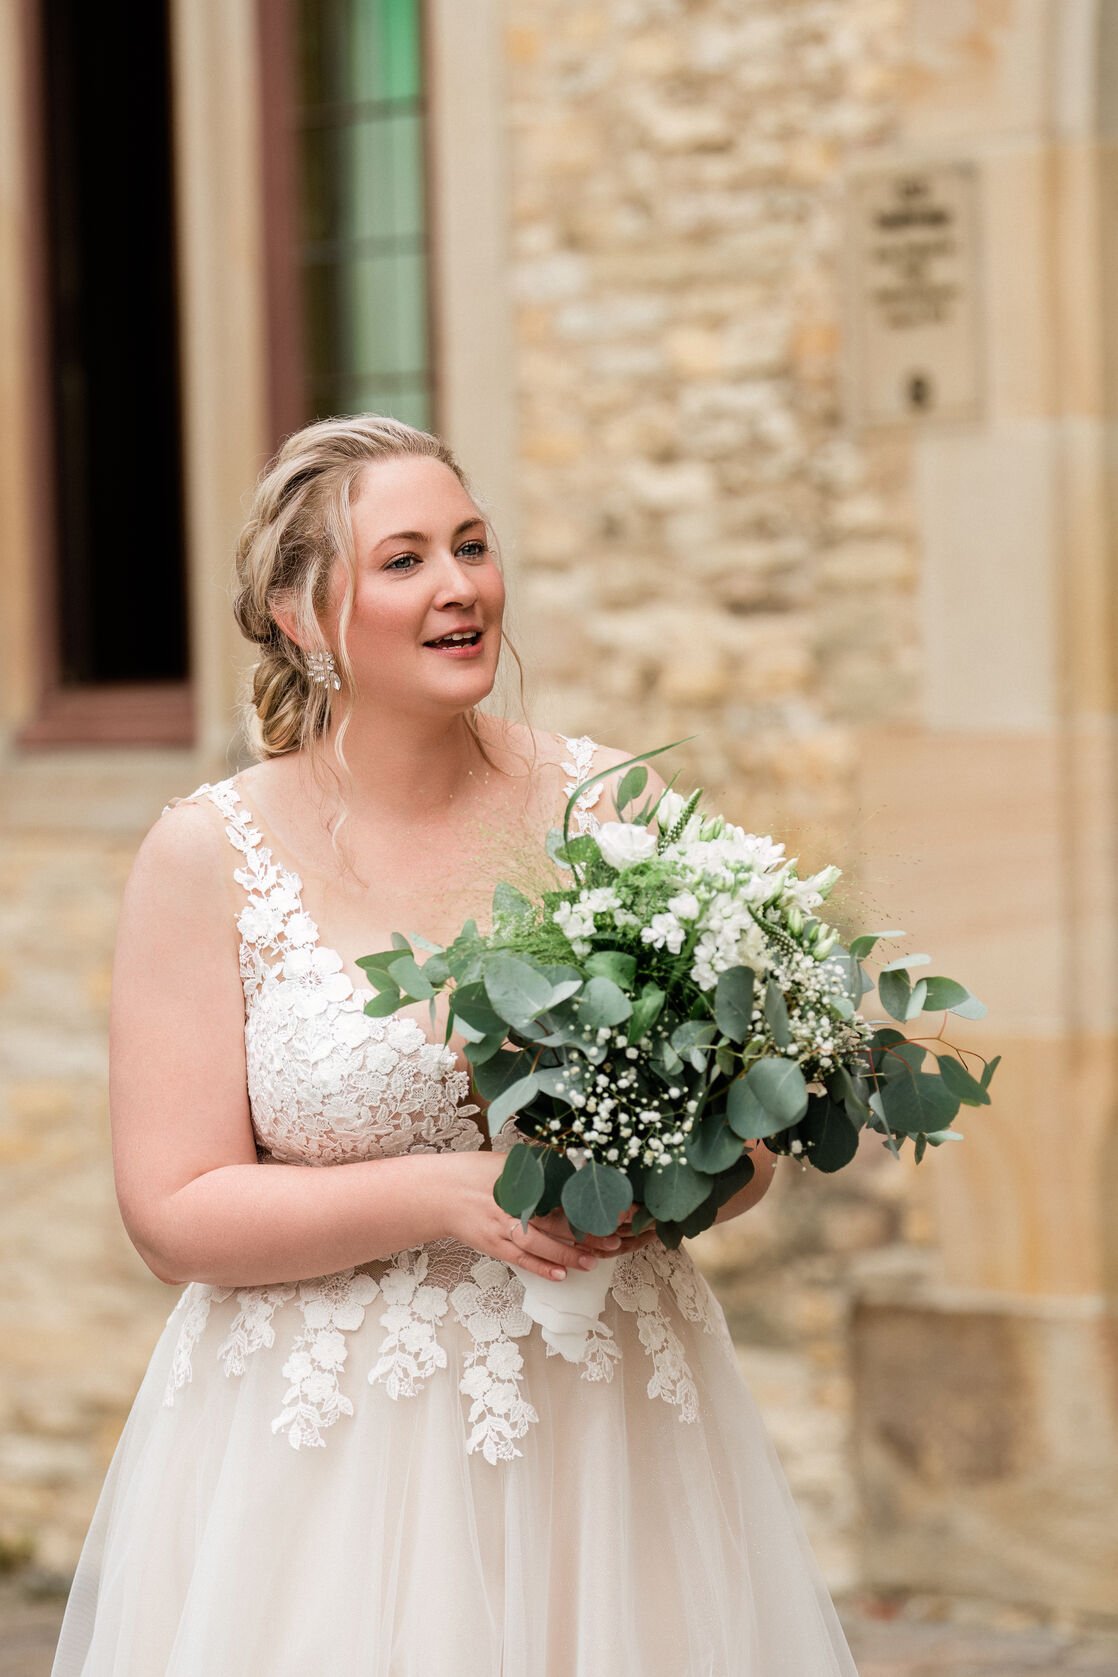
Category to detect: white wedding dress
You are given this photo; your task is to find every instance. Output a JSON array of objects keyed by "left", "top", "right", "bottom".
[{"left": 52, "top": 738, "right": 859, "bottom": 1677}]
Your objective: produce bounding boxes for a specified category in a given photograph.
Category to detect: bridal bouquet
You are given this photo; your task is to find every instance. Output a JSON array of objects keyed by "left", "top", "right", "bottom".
[{"left": 358, "top": 748, "right": 1000, "bottom": 1264}]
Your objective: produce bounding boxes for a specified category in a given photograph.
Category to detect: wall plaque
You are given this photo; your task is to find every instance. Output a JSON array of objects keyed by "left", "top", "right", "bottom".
[{"left": 845, "top": 161, "right": 982, "bottom": 426}]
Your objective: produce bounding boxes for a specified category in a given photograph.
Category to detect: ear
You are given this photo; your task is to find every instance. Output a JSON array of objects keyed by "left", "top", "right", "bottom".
[{"left": 270, "top": 600, "right": 306, "bottom": 653}]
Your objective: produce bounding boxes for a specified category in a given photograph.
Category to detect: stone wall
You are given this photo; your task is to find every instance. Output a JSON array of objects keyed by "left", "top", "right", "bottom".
[{"left": 506, "top": 0, "right": 919, "bottom": 852}]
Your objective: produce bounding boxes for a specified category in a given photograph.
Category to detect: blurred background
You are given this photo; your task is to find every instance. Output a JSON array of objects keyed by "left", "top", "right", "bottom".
[{"left": 1, "top": 0, "right": 1116, "bottom": 1670}]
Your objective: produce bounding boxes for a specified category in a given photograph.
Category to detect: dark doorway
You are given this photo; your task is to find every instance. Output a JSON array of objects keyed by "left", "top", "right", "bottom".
[{"left": 38, "top": 0, "right": 188, "bottom": 688}]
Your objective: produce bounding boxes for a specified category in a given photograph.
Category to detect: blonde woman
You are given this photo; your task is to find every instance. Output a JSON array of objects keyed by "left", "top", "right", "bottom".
[{"left": 52, "top": 416, "right": 859, "bottom": 1676}]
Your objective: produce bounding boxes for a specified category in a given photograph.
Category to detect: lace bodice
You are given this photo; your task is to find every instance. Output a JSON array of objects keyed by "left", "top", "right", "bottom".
[
  {"left": 196, "top": 777, "right": 482, "bottom": 1165},
  {"left": 162, "top": 736, "right": 730, "bottom": 1459}
]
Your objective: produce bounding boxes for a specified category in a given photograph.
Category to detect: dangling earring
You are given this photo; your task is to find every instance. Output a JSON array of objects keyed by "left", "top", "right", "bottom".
[{"left": 306, "top": 649, "right": 341, "bottom": 691}]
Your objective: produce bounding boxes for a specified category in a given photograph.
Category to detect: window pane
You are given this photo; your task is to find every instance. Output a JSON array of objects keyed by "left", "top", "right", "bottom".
[{"left": 297, "top": 0, "right": 432, "bottom": 430}]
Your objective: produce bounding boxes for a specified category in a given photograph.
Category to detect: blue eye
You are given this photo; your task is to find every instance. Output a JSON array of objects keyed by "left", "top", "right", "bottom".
[
  {"left": 385, "top": 553, "right": 420, "bottom": 572},
  {"left": 457, "top": 541, "right": 489, "bottom": 560}
]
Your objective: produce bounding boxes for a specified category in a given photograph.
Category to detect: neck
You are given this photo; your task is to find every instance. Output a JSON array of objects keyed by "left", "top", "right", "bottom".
[{"left": 314, "top": 704, "right": 496, "bottom": 822}]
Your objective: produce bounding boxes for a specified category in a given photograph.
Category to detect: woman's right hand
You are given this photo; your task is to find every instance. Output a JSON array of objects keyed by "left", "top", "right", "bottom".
[{"left": 443, "top": 1153, "right": 626, "bottom": 1281}]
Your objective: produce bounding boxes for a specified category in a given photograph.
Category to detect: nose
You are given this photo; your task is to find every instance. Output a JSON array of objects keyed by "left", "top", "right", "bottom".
[{"left": 431, "top": 552, "right": 479, "bottom": 610}]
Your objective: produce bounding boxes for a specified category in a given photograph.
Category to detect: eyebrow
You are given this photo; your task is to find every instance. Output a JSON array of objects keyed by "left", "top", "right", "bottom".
[{"left": 375, "top": 517, "right": 485, "bottom": 549}]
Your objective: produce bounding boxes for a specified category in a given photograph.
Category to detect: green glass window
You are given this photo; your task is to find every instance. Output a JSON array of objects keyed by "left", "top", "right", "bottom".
[{"left": 297, "top": 0, "right": 432, "bottom": 429}]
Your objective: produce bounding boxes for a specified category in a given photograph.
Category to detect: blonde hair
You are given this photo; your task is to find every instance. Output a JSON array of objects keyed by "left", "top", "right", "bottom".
[{"left": 233, "top": 411, "right": 529, "bottom": 779}]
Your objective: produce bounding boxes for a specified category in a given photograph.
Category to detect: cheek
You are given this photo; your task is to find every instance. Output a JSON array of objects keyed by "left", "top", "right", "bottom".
[{"left": 483, "top": 566, "right": 506, "bottom": 625}]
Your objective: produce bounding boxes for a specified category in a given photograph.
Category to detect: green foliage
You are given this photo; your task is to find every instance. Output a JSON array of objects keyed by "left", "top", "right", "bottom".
[
  {"left": 578, "top": 976, "right": 632, "bottom": 1029},
  {"left": 492, "top": 1143, "right": 545, "bottom": 1224},
  {"left": 763, "top": 978, "right": 792, "bottom": 1046},
  {"left": 878, "top": 1071, "right": 959, "bottom": 1136},
  {"left": 642, "top": 1157, "right": 712, "bottom": 1222},
  {"left": 877, "top": 967, "right": 912, "bottom": 1021},
  {"left": 795, "top": 1097, "right": 860, "bottom": 1172},
  {"left": 745, "top": 1057, "right": 809, "bottom": 1124},
  {"left": 714, "top": 966, "right": 755, "bottom": 1044},
  {"left": 560, "top": 1161, "right": 634, "bottom": 1237},
  {"left": 584, "top": 949, "right": 637, "bottom": 989},
  {"left": 936, "top": 1053, "right": 991, "bottom": 1106},
  {"left": 686, "top": 1111, "right": 746, "bottom": 1174}
]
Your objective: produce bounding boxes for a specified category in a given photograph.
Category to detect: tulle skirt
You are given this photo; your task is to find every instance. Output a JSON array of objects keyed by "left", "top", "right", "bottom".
[{"left": 52, "top": 1243, "right": 858, "bottom": 1676}]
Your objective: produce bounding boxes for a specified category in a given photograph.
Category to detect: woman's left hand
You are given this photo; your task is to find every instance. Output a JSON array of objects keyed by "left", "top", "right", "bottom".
[{"left": 528, "top": 1204, "right": 658, "bottom": 1256}]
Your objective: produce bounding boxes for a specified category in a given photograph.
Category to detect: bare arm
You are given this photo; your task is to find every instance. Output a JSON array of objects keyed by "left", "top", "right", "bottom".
[
  {"left": 714, "top": 1143, "right": 777, "bottom": 1224},
  {"left": 110, "top": 804, "right": 619, "bottom": 1289}
]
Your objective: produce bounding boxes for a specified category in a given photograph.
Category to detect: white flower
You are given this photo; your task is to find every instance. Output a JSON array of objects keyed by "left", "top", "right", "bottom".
[
  {"left": 641, "top": 913, "right": 686, "bottom": 955},
  {"left": 654, "top": 790, "right": 687, "bottom": 831},
  {"left": 667, "top": 891, "right": 700, "bottom": 921},
  {"left": 596, "top": 821, "right": 658, "bottom": 870}
]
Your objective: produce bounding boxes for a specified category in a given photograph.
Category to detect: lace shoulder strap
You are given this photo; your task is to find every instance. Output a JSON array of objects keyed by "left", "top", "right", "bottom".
[
  {"left": 558, "top": 735, "right": 606, "bottom": 835},
  {"left": 166, "top": 780, "right": 312, "bottom": 1000}
]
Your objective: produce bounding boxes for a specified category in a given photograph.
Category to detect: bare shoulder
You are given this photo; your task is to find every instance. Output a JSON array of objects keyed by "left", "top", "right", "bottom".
[{"left": 122, "top": 791, "right": 237, "bottom": 939}]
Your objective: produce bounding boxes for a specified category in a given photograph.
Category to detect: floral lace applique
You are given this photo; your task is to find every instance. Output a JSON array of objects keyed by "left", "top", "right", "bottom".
[
  {"left": 163, "top": 1284, "right": 233, "bottom": 1407},
  {"left": 611, "top": 1251, "right": 700, "bottom": 1423},
  {"left": 271, "top": 1268, "right": 382, "bottom": 1449},
  {"left": 450, "top": 1256, "right": 539, "bottom": 1463},
  {"left": 368, "top": 1248, "right": 450, "bottom": 1400},
  {"left": 559, "top": 734, "right": 606, "bottom": 836},
  {"left": 217, "top": 1286, "right": 296, "bottom": 1377}
]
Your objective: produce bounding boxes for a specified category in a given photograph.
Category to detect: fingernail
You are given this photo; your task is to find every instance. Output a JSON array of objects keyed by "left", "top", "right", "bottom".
[
  {"left": 603, "top": 1237, "right": 621, "bottom": 1249},
  {"left": 579, "top": 1255, "right": 596, "bottom": 1270},
  {"left": 551, "top": 1267, "right": 567, "bottom": 1280}
]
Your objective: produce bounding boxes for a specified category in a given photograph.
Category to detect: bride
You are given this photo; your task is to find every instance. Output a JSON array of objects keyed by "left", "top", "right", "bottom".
[{"left": 52, "top": 415, "right": 859, "bottom": 1675}]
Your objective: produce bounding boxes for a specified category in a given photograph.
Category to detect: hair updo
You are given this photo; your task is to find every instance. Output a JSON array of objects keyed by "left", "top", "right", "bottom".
[{"left": 233, "top": 413, "right": 469, "bottom": 762}]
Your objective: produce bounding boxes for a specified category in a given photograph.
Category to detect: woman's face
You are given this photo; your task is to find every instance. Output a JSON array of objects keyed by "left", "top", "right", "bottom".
[{"left": 325, "top": 454, "right": 505, "bottom": 719}]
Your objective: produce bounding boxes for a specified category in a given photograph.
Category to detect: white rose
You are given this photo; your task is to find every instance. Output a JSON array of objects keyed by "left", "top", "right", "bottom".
[{"left": 596, "top": 821, "right": 658, "bottom": 870}]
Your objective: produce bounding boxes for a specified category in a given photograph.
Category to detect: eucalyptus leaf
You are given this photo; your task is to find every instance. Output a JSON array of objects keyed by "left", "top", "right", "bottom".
[
  {"left": 879, "top": 953, "right": 930, "bottom": 973},
  {"left": 879, "top": 1072, "right": 960, "bottom": 1136},
  {"left": 628, "top": 984, "right": 666, "bottom": 1043},
  {"left": 949, "top": 992, "right": 988, "bottom": 1020},
  {"left": 630, "top": 1205, "right": 657, "bottom": 1235},
  {"left": 483, "top": 955, "right": 558, "bottom": 1031},
  {"left": 585, "top": 950, "right": 638, "bottom": 990},
  {"left": 578, "top": 976, "right": 633, "bottom": 1028},
  {"left": 763, "top": 980, "right": 792, "bottom": 1046},
  {"left": 715, "top": 966, "right": 755, "bottom": 1044},
  {"left": 904, "top": 978, "right": 928, "bottom": 1020},
  {"left": 875, "top": 1040, "right": 927, "bottom": 1078},
  {"left": 464, "top": 1035, "right": 505, "bottom": 1066},
  {"left": 746, "top": 1057, "right": 809, "bottom": 1123},
  {"left": 877, "top": 967, "right": 912, "bottom": 1022},
  {"left": 492, "top": 1144, "right": 545, "bottom": 1222},
  {"left": 615, "top": 764, "right": 648, "bottom": 813},
  {"left": 642, "top": 1158, "right": 712, "bottom": 1222},
  {"left": 936, "top": 1054, "right": 991, "bottom": 1106},
  {"left": 536, "top": 1148, "right": 576, "bottom": 1216},
  {"left": 980, "top": 1054, "right": 1002, "bottom": 1091},
  {"left": 560, "top": 1161, "right": 634, "bottom": 1237},
  {"left": 472, "top": 1049, "right": 529, "bottom": 1102},
  {"left": 387, "top": 954, "right": 435, "bottom": 1001},
  {"left": 357, "top": 949, "right": 404, "bottom": 983},
  {"left": 796, "top": 1097, "right": 860, "bottom": 1173},
  {"left": 921, "top": 975, "right": 970, "bottom": 1011},
  {"left": 685, "top": 1112, "right": 746, "bottom": 1174},
  {"left": 390, "top": 933, "right": 412, "bottom": 952},
  {"left": 485, "top": 1073, "right": 540, "bottom": 1133},
  {"left": 727, "top": 1073, "right": 799, "bottom": 1138},
  {"left": 363, "top": 988, "right": 403, "bottom": 1018}
]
